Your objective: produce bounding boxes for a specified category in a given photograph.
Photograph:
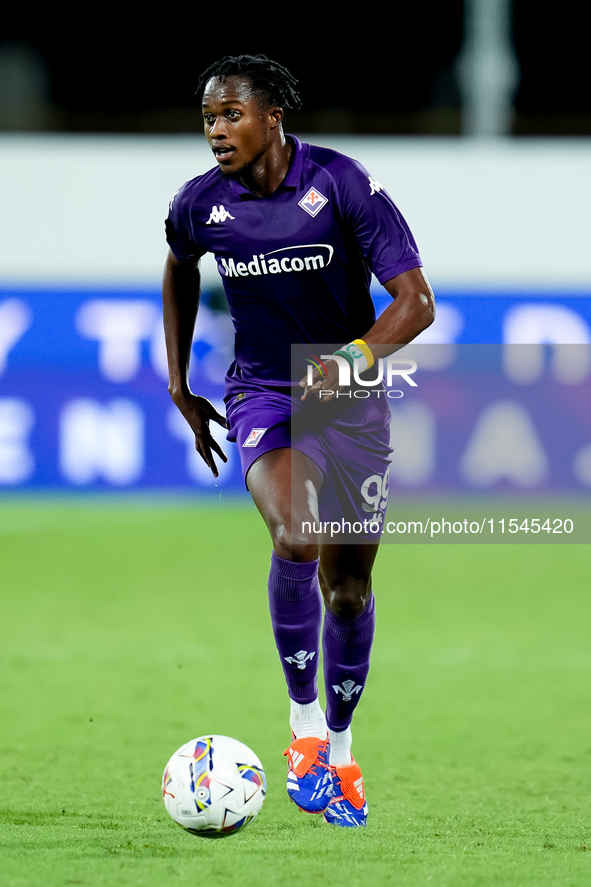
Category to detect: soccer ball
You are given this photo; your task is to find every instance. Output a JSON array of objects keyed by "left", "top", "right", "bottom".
[{"left": 161, "top": 734, "right": 266, "bottom": 838}]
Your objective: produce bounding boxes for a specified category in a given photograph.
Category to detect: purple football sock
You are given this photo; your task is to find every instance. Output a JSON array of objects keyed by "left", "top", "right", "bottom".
[
  {"left": 323, "top": 593, "right": 376, "bottom": 732},
  {"left": 268, "top": 552, "right": 322, "bottom": 704}
]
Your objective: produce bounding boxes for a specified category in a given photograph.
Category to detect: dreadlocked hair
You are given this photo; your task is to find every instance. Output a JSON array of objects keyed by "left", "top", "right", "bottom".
[{"left": 195, "top": 54, "right": 302, "bottom": 111}]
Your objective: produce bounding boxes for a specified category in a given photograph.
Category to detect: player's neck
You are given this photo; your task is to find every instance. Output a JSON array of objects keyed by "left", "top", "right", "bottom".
[{"left": 238, "top": 135, "right": 292, "bottom": 198}]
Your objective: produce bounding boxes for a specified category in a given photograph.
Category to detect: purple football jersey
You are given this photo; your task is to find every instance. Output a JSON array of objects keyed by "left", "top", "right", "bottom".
[{"left": 165, "top": 135, "right": 422, "bottom": 385}]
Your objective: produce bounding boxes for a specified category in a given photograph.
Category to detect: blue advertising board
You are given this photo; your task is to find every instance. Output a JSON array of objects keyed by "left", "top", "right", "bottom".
[{"left": 1, "top": 286, "right": 590, "bottom": 494}]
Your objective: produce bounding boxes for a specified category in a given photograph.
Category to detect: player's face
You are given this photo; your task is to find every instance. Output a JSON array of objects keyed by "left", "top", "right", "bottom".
[{"left": 202, "top": 76, "right": 281, "bottom": 176}]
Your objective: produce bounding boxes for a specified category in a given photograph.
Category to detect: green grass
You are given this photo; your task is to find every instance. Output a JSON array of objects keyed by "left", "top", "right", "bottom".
[{"left": 1, "top": 496, "right": 590, "bottom": 886}]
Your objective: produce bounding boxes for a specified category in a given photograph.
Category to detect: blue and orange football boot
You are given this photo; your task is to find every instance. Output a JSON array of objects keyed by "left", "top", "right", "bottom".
[
  {"left": 283, "top": 735, "right": 333, "bottom": 813},
  {"left": 323, "top": 758, "right": 368, "bottom": 827}
]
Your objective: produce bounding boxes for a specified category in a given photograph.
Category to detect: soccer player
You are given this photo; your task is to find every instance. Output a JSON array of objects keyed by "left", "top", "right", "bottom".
[{"left": 162, "top": 54, "right": 434, "bottom": 827}]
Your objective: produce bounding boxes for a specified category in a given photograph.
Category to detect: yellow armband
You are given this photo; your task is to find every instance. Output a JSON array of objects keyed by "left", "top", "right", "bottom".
[{"left": 333, "top": 338, "right": 375, "bottom": 372}]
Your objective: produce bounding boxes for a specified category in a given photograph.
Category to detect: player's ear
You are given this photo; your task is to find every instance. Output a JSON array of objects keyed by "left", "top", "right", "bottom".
[{"left": 269, "top": 106, "right": 284, "bottom": 130}]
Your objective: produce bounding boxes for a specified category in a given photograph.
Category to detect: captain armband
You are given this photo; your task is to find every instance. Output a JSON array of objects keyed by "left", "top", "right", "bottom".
[{"left": 332, "top": 339, "right": 375, "bottom": 373}]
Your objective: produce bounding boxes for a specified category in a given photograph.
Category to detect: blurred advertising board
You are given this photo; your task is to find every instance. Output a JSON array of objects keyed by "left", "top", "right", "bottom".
[{"left": 1, "top": 287, "right": 590, "bottom": 497}]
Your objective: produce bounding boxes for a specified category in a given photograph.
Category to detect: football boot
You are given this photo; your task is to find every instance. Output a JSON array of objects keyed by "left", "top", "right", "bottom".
[
  {"left": 323, "top": 758, "right": 368, "bottom": 827},
  {"left": 283, "top": 735, "right": 333, "bottom": 813}
]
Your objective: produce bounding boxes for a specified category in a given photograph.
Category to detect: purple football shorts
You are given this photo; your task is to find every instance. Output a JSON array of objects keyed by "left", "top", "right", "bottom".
[{"left": 224, "top": 378, "right": 392, "bottom": 542}]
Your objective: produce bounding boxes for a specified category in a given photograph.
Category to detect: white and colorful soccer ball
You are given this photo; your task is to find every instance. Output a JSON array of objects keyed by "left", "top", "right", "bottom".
[{"left": 162, "top": 735, "right": 266, "bottom": 838}]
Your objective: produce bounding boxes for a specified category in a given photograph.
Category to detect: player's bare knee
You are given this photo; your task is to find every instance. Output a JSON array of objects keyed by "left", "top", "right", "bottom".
[
  {"left": 322, "top": 578, "right": 372, "bottom": 620},
  {"left": 272, "top": 520, "right": 318, "bottom": 563}
]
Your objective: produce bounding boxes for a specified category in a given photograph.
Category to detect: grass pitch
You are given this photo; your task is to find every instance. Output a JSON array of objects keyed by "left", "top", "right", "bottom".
[{"left": 1, "top": 496, "right": 590, "bottom": 886}]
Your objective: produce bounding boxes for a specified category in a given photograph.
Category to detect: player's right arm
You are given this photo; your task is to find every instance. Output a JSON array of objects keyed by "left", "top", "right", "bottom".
[{"left": 162, "top": 249, "right": 228, "bottom": 478}]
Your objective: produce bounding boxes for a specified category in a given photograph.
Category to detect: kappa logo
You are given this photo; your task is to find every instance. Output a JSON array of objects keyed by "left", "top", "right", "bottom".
[
  {"left": 368, "top": 175, "right": 383, "bottom": 196},
  {"left": 332, "top": 679, "right": 363, "bottom": 701},
  {"left": 298, "top": 186, "right": 328, "bottom": 218},
  {"left": 206, "top": 204, "right": 236, "bottom": 225},
  {"left": 284, "top": 650, "right": 316, "bottom": 671},
  {"left": 242, "top": 428, "right": 267, "bottom": 448}
]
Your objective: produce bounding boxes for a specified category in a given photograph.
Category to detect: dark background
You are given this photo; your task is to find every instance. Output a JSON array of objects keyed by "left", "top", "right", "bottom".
[{"left": 1, "top": 2, "right": 587, "bottom": 136}]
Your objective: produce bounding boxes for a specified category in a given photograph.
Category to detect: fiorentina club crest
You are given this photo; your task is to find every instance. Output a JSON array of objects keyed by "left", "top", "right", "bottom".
[
  {"left": 243, "top": 428, "right": 267, "bottom": 448},
  {"left": 298, "top": 186, "right": 328, "bottom": 217}
]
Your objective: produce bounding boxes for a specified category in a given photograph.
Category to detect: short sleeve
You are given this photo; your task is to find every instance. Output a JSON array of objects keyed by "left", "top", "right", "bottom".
[
  {"left": 165, "top": 183, "right": 206, "bottom": 263},
  {"left": 337, "top": 158, "right": 422, "bottom": 285}
]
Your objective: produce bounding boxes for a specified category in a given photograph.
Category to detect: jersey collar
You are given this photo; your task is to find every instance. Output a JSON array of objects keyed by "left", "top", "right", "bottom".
[{"left": 225, "top": 135, "right": 303, "bottom": 200}]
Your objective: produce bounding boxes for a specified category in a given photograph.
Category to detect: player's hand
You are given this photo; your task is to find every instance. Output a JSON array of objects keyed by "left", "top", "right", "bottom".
[
  {"left": 299, "top": 358, "right": 343, "bottom": 402},
  {"left": 171, "top": 392, "right": 228, "bottom": 477}
]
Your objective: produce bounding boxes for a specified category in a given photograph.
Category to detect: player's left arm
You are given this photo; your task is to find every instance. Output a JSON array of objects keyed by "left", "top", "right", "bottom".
[
  {"left": 300, "top": 266, "right": 434, "bottom": 399},
  {"left": 362, "top": 265, "right": 435, "bottom": 360},
  {"left": 301, "top": 157, "right": 434, "bottom": 398}
]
